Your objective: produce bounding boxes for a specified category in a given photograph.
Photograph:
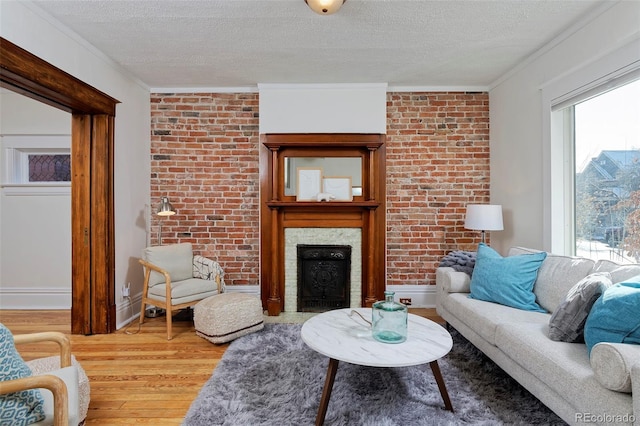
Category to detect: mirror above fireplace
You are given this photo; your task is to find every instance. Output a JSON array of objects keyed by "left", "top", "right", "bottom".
[{"left": 284, "top": 157, "right": 362, "bottom": 197}]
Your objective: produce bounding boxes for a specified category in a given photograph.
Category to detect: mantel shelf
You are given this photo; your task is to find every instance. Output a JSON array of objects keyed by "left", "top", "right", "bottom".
[{"left": 266, "top": 201, "right": 380, "bottom": 209}]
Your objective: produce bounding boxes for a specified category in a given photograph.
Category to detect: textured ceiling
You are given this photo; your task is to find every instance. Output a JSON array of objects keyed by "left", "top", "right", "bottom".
[{"left": 30, "top": 0, "right": 605, "bottom": 90}]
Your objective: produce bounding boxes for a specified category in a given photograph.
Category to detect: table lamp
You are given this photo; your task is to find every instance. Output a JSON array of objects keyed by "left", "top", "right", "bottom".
[{"left": 464, "top": 204, "right": 503, "bottom": 244}]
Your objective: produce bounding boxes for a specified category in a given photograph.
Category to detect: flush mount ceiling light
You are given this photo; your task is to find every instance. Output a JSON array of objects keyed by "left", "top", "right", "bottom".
[{"left": 305, "top": 0, "right": 346, "bottom": 15}]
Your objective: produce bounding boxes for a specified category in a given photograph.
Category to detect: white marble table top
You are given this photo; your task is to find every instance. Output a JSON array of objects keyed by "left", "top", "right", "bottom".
[{"left": 300, "top": 308, "right": 453, "bottom": 368}]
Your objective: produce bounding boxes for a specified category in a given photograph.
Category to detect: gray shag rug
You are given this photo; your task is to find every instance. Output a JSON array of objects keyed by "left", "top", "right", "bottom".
[{"left": 183, "top": 323, "right": 567, "bottom": 426}]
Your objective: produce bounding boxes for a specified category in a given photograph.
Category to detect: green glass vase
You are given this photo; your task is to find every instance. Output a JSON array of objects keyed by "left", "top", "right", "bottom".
[{"left": 372, "top": 290, "right": 408, "bottom": 343}]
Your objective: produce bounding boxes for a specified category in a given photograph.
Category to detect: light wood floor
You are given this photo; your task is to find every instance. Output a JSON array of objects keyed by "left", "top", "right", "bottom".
[{"left": 0, "top": 308, "right": 442, "bottom": 425}]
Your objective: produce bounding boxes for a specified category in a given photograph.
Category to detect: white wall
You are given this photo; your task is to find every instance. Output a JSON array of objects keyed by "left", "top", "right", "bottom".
[
  {"left": 0, "top": 92, "right": 72, "bottom": 308},
  {"left": 489, "top": 1, "right": 640, "bottom": 255},
  {"left": 258, "top": 83, "right": 387, "bottom": 133},
  {"left": 0, "top": 1, "right": 151, "bottom": 328}
]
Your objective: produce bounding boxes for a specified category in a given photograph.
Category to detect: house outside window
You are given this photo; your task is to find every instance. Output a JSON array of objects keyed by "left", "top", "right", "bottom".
[{"left": 573, "top": 80, "right": 640, "bottom": 263}]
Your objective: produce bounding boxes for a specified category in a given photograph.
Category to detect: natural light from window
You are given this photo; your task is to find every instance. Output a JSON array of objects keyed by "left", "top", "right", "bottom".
[{"left": 574, "top": 79, "right": 640, "bottom": 264}]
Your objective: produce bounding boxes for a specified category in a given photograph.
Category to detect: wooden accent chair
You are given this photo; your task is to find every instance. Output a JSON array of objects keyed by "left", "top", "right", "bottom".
[
  {"left": 0, "top": 326, "right": 85, "bottom": 426},
  {"left": 139, "top": 243, "right": 225, "bottom": 340}
]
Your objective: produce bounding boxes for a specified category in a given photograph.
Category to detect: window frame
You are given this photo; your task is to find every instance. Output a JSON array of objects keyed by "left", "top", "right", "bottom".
[
  {"left": 541, "top": 39, "right": 640, "bottom": 255},
  {"left": 1, "top": 135, "right": 71, "bottom": 196}
]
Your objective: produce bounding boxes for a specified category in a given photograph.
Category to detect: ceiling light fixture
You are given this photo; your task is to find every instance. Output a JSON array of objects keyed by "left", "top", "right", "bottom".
[{"left": 305, "top": 0, "right": 346, "bottom": 15}]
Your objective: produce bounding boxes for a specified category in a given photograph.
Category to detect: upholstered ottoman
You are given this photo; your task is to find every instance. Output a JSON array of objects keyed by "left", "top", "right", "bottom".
[
  {"left": 194, "top": 293, "right": 264, "bottom": 344},
  {"left": 26, "top": 355, "right": 90, "bottom": 425}
]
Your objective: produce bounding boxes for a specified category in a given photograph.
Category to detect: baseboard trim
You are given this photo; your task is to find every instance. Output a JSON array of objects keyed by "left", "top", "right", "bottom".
[
  {"left": 3, "top": 284, "right": 430, "bottom": 323},
  {"left": 386, "top": 284, "right": 437, "bottom": 308},
  {"left": 224, "top": 285, "right": 260, "bottom": 295},
  {"left": 0, "top": 287, "right": 71, "bottom": 309},
  {"left": 115, "top": 286, "right": 262, "bottom": 329}
]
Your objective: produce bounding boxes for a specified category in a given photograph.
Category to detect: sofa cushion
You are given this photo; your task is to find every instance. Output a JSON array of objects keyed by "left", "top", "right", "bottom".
[
  {"left": 509, "top": 247, "right": 596, "bottom": 314},
  {"left": 494, "top": 322, "right": 633, "bottom": 420},
  {"left": 590, "top": 342, "right": 640, "bottom": 393},
  {"left": 441, "top": 293, "right": 549, "bottom": 345},
  {"left": 584, "top": 278, "right": 640, "bottom": 354},
  {"left": 469, "top": 243, "right": 547, "bottom": 312},
  {"left": 143, "top": 243, "right": 194, "bottom": 287},
  {"left": 591, "top": 260, "right": 640, "bottom": 284},
  {"left": 0, "top": 324, "right": 46, "bottom": 425},
  {"left": 548, "top": 272, "right": 612, "bottom": 343}
]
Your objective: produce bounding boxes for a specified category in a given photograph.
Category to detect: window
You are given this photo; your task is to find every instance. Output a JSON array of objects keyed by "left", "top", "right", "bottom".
[
  {"left": 1, "top": 135, "right": 71, "bottom": 195},
  {"left": 561, "top": 80, "right": 640, "bottom": 263},
  {"left": 28, "top": 154, "right": 71, "bottom": 182}
]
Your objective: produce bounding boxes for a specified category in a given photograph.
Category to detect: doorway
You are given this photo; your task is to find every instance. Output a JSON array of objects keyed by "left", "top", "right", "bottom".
[{"left": 1, "top": 37, "right": 118, "bottom": 334}]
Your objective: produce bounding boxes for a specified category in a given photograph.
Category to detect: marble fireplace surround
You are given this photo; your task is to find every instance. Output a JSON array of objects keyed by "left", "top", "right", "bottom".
[{"left": 284, "top": 228, "right": 362, "bottom": 312}]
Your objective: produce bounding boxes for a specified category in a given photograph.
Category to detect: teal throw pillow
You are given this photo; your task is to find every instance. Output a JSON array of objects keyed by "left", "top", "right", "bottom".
[
  {"left": 0, "top": 324, "right": 46, "bottom": 425},
  {"left": 584, "top": 276, "right": 640, "bottom": 354},
  {"left": 469, "top": 243, "right": 547, "bottom": 312}
]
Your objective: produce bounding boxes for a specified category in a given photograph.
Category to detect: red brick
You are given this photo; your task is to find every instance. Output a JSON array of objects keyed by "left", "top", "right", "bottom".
[{"left": 150, "top": 91, "right": 489, "bottom": 288}]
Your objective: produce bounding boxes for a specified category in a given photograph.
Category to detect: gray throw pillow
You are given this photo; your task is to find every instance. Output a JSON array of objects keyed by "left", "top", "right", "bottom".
[{"left": 548, "top": 272, "right": 612, "bottom": 343}]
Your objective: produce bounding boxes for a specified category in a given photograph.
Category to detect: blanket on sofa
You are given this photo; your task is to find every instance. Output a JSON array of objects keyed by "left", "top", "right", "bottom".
[{"left": 439, "top": 250, "right": 476, "bottom": 276}]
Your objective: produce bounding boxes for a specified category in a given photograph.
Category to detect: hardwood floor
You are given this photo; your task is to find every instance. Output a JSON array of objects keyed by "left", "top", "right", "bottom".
[{"left": 0, "top": 308, "right": 442, "bottom": 425}]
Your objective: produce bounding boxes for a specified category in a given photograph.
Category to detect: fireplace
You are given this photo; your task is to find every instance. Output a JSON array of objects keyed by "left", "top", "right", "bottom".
[
  {"left": 260, "top": 133, "right": 387, "bottom": 315},
  {"left": 285, "top": 228, "right": 361, "bottom": 312},
  {"left": 297, "top": 244, "right": 351, "bottom": 312}
]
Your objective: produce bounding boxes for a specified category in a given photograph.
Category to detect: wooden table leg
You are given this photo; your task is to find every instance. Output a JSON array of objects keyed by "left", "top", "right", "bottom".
[
  {"left": 430, "top": 360, "right": 454, "bottom": 412},
  {"left": 316, "top": 358, "right": 339, "bottom": 426}
]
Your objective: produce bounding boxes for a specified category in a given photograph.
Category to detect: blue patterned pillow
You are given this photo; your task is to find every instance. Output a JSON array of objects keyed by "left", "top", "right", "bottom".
[
  {"left": 469, "top": 243, "right": 547, "bottom": 312},
  {"left": 0, "top": 324, "right": 46, "bottom": 425}
]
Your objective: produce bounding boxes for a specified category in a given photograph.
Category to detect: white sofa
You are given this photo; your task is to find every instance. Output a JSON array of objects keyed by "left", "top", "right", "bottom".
[{"left": 436, "top": 247, "right": 640, "bottom": 426}]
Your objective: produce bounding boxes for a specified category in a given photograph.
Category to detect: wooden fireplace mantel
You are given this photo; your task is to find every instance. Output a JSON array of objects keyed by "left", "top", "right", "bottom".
[{"left": 259, "top": 133, "right": 387, "bottom": 316}]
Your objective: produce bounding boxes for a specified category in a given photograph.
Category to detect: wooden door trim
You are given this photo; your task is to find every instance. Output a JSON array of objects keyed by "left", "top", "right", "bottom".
[{"left": 1, "top": 37, "right": 119, "bottom": 334}]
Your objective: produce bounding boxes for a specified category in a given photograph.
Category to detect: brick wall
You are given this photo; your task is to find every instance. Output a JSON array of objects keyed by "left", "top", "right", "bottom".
[
  {"left": 150, "top": 91, "right": 489, "bottom": 287},
  {"left": 150, "top": 93, "right": 260, "bottom": 285},
  {"left": 386, "top": 92, "right": 490, "bottom": 285}
]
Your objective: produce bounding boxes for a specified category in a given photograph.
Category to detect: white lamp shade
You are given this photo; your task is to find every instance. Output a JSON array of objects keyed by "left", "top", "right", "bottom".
[
  {"left": 305, "top": 0, "right": 346, "bottom": 15},
  {"left": 464, "top": 204, "right": 503, "bottom": 231}
]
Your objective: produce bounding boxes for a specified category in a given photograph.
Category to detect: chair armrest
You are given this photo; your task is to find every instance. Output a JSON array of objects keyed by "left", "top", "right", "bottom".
[
  {"left": 13, "top": 332, "right": 71, "bottom": 368},
  {"left": 139, "top": 258, "right": 171, "bottom": 281},
  {"left": 193, "top": 255, "right": 225, "bottom": 293},
  {"left": 0, "top": 374, "right": 69, "bottom": 426}
]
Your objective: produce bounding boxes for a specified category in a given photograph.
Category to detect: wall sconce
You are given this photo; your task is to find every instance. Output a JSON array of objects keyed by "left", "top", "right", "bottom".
[
  {"left": 305, "top": 0, "right": 346, "bottom": 15},
  {"left": 157, "top": 196, "right": 175, "bottom": 245},
  {"left": 464, "top": 204, "right": 503, "bottom": 244}
]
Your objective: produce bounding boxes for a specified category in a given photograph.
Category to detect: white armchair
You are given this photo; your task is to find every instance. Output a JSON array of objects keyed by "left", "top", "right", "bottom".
[
  {"left": 139, "top": 242, "right": 225, "bottom": 340},
  {"left": 0, "top": 326, "right": 84, "bottom": 426}
]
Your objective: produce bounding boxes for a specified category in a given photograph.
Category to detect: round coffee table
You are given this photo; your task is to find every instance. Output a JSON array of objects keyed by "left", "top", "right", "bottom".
[{"left": 301, "top": 308, "right": 454, "bottom": 425}]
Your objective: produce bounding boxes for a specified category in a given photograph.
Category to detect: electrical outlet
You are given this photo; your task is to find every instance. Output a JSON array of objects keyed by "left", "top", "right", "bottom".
[
  {"left": 400, "top": 298, "right": 412, "bottom": 305},
  {"left": 122, "top": 283, "right": 130, "bottom": 298}
]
